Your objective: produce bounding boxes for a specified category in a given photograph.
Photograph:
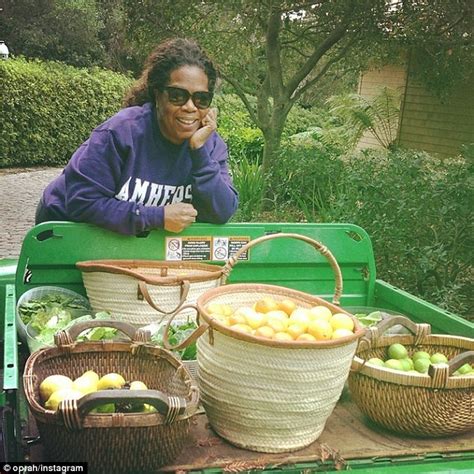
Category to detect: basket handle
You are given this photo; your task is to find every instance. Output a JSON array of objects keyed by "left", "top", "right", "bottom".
[
  {"left": 162, "top": 304, "right": 209, "bottom": 351},
  {"left": 54, "top": 320, "right": 151, "bottom": 347},
  {"left": 428, "top": 351, "right": 474, "bottom": 388},
  {"left": 221, "top": 233, "right": 343, "bottom": 304},
  {"left": 58, "top": 389, "right": 187, "bottom": 430},
  {"left": 137, "top": 280, "right": 190, "bottom": 319},
  {"left": 360, "top": 315, "right": 431, "bottom": 350}
]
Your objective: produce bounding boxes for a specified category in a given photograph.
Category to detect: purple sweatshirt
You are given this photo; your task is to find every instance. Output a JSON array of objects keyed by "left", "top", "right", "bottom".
[{"left": 40, "top": 103, "right": 239, "bottom": 235}]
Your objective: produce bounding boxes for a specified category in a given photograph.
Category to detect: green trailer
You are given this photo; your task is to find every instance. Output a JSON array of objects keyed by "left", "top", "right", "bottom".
[{"left": 1, "top": 221, "right": 473, "bottom": 472}]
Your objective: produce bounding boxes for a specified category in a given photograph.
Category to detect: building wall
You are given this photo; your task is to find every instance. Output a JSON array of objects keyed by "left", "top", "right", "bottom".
[
  {"left": 397, "top": 75, "right": 474, "bottom": 157},
  {"left": 357, "top": 64, "right": 474, "bottom": 157},
  {"left": 356, "top": 64, "right": 407, "bottom": 151}
]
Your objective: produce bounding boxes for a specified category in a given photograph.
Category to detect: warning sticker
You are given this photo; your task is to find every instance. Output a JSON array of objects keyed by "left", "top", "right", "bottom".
[{"left": 166, "top": 236, "right": 250, "bottom": 261}]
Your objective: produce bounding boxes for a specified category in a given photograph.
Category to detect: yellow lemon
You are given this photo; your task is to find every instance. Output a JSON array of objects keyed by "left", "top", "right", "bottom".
[
  {"left": 221, "top": 304, "right": 234, "bottom": 316},
  {"left": 255, "top": 325, "right": 275, "bottom": 339},
  {"left": 273, "top": 331, "right": 294, "bottom": 341},
  {"left": 45, "top": 388, "right": 83, "bottom": 411},
  {"left": 331, "top": 328, "right": 354, "bottom": 339},
  {"left": 266, "top": 310, "right": 289, "bottom": 322},
  {"left": 130, "top": 381, "right": 148, "bottom": 390},
  {"left": 230, "top": 323, "right": 253, "bottom": 335},
  {"left": 81, "top": 370, "right": 99, "bottom": 384},
  {"left": 39, "top": 375, "right": 73, "bottom": 402},
  {"left": 97, "top": 373, "right": 126, "bottom": 391},
  {"left": 330, "top": 313, "right": 355, "bottom": 332},
  {"left": 245, "top": 311, "right": 267, "bottom": 329},
  {"left": 72, "top": 376, "right": 98, "bottom": 395},
  {"left": 267, "top": 317, "right": 288, "bottom": 333},
  {"left": 289, "top": 309, "right": 310, "bottom": 330},
  {"left": 228, "top": 312, "right": 247, "bottom": 325},
  {"left": 307, "top": 319, "right": 333, "bottom": 340},
  {"left": 286, "top": 322, "right": 306, "bottom": 339},
  {"left": 296, "top": 333, "right": 317, "bottom": 342},
  {"left": 254, "top": 297, "right": 279, "bottom": 314},
  {"left": 277, "top": 299, "right": 297, "bottom": 316},
  {"left": 206, "top": 303, "right": 224, "bottom": 314},
  {"left": 308, "top": 305, "right": 333, "bottom": 321}
]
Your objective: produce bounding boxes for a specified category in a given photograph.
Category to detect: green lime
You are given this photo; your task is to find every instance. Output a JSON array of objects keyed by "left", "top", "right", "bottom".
[
  {"left": 367, "top": 357, "right": 385, "bottom": 367},
  {"left": 430, "top": 353, "right": 448, "bottom": 364},
  {"left": 457, "top": 363, "right": 473, "bottom": 375},
  {"left": 414, "top": 358, "right": 431, "bottom": 373},
  {"left": 387, "top": 343, "right": 408, "bottom": 360},
  {"left": 93, "top": 403, "right": 115, "bottom": 414},
  {"left": 384, "top": 359, "right": 404, "bottom": 371},
  {"left": 399, "top": 358, "right": 413, "bottom": 371},
  {"left": 412, "top": 351, "right": 431, "bottom": 361}
]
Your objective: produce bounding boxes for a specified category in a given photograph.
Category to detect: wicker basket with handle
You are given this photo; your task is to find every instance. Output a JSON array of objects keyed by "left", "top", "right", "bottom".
[
  {"left": 349, "top": 316, "right": 474, "bottom": 437},
  {"left": 23, "top": 320, "right": 199, "bottom": 474},
  {"left": 76, "top": 259, "right": 223, "bottom": 326},
  {"left": 164, "top": 233, "right": 365, "bottom": 453}
]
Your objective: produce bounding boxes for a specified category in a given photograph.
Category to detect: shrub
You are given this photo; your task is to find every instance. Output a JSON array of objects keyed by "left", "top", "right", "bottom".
[
  {"left": 0, "top": 57, "right": 132, "bottom": 167},
  {"left": 262, "top": 146, "right": 472, "bottom": 316}
]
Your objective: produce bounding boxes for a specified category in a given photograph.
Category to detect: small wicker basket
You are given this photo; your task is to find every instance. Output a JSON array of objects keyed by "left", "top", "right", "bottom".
[
  {"left": 77, "top": 259, "right": 223, "bottom": 326},
  {"left": 349, "top": 316, "right": 474, "bottom": 437},
  {"left": 165, "top": 233, "right": 366, "bottom": 453},
  {"left": 23, "top": 320, "right": 199, "bottom": 474}
]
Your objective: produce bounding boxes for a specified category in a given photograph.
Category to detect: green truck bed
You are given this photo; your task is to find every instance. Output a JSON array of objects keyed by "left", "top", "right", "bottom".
[{"left": 1, "top": 222, "right": 473, "bottom": 472}]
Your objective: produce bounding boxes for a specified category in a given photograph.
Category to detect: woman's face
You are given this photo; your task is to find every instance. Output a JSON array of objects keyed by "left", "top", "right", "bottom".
[{"left": 156, "top": 65, "right": 210, "bottom": 145}]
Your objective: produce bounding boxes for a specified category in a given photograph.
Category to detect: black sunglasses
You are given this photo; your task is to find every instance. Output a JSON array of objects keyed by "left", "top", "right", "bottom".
[{"left": 162, "top": 86, "right": 213, "bottom": 109}]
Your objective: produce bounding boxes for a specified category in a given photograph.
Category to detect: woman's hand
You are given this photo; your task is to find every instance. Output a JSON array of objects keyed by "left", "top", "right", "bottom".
[
  {"left": 189, "top": 108, "right": 218, "bottom": 150},
  {"left": 164, "top": 203, "right": 198, "bottom": 233}
]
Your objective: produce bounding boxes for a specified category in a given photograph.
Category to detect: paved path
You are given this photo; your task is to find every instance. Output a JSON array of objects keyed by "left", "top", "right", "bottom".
[{"left": 0, "top": 167, "right": 63, "bottom": 258}]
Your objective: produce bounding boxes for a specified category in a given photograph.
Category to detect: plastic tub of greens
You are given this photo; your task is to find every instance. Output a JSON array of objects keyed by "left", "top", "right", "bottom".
[{"left": 343, "top": 306, "right": 410, "bottom": 334}]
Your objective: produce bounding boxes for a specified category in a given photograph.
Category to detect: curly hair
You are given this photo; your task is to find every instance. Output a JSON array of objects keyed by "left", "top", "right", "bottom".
[{"left": 123, "top": 38, "right": 218, "bottom": 107}]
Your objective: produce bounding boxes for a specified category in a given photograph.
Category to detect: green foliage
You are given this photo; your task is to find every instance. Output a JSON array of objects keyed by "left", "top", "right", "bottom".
[
  {"left": 325, "top": 87, "right": 401, "bottom": 149},
  {"left": 262, "top": 145, "right": 472, "bottom": 316},
  {"left": 0, "top": 57, "right": 132, "bottom": 167}
]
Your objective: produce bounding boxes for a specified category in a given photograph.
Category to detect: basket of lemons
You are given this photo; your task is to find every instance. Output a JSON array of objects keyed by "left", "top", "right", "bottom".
[
  {"left": 164, "top": 233, "right": 365, "bottom": 453},
  {"left": 23, "top": 320, "right": 199, "bottom": 474},
  {"left": 349, "top": 315, "right": 474, "bottom": 437}
]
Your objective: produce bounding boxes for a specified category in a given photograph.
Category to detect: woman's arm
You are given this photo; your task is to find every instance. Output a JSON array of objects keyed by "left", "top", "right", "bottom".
[
  {"left": 190, "top": 133, "right": 239, "bottom": 224},
  {"left": 64, "top": 129, "right": 164, "bottom": 235}
]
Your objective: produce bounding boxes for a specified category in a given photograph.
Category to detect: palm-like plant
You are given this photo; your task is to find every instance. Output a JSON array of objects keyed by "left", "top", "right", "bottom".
[{"left": 325, "top": 87, "right": 402, "bottom": 149}]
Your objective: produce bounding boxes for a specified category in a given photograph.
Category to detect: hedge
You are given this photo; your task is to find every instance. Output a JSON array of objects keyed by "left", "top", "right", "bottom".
[{"left": 0, "top": 57, "right": 132, "bottom": 167}]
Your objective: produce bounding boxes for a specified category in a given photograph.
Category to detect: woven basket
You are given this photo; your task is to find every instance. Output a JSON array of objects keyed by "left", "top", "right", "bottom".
[
  {"left": 77, "top": 259, "right": 223, "bottom": 326},
  {"left": 165, "top": 233, "right": 365, "bottom": 453},
  {"left": 23, "top": 320, "right": 199, "bottom": 474},
  {"left": 349, "top": 316, "right": 474, "bottom": 437}
]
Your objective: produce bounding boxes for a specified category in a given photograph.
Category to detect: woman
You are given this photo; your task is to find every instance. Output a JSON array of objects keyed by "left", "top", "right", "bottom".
[{"left": 36, "top": 38, "right": 238, "bottom": 235}]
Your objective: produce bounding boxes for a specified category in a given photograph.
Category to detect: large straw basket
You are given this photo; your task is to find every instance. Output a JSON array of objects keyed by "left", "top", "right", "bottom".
[
  {"left": 165, "top": 233, "right": 365, "bottom": 453},
  {"left": 23, "top": 320, "right": 199, "bottom": 474},
  {"left": 349, "top": 316, "right": 474, "bottom": 437},
  {"left": 77, "top": 259, "right": 223, "bottom": 326}
]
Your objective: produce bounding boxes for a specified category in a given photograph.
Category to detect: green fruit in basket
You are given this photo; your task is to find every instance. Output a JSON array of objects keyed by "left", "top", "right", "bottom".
[
  {"left": 384, "top": 359, "right": 405, "bottom": 371},
  {"left": 92, "top": 403, "right": 115, "bottom": 414},
  {"left": 45, "top": 388, "right": 83, "bottom": 411},
  {"left": 143, "top": 403, "right": 157, "bottom": 413},
  {"left": 414, "top": 358, "right": 431, "bottom": 374},
  {"left": 456, "top": 363, "right": 473, "bottom": 375},
  {"left": 387, "top": 343, "right": 408, "bottom": 360},
  {"left": 412, "top": 350, "right": 431, "bottom": 362},
  {"left": 399, "top": 358, "right": 414, "bottom": 371},
  {"left": 430, "top": 353, "right": 448, "bottom": 364},
  {"left": 39, "top": 375, "right": 73, "bottom": 402},
  {"left": 367, "top": 357, "right": 385, "bottom": 367},
  {"left": 97, "top": 373, "right": 126, "bottom": 390}
]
